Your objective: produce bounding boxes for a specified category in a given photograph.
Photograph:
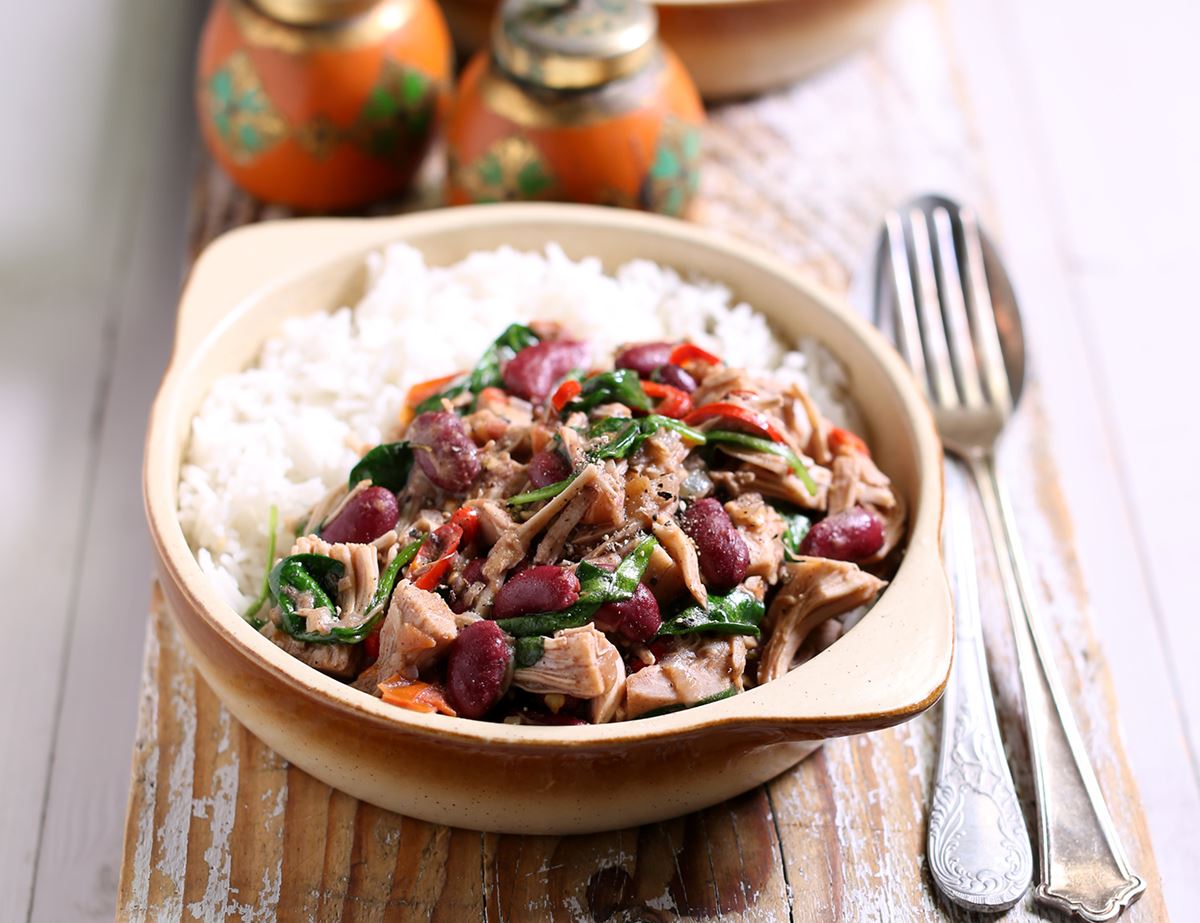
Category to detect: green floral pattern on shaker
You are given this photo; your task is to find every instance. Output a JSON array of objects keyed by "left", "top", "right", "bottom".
[
  {"left": 203, "top": 52, "right": 438, "bottom": 166},
  {"left": 454, "top": 136, "right": 557, "bottom": 203},
  {"left": 640, "top": 116, "right": 702, "bottom": 217},
  {"left": 203, "top": 52, "right": 287, "bottom": 163},
  {"left": 353, "top": 59, "right": 437, "bottom": 161}
]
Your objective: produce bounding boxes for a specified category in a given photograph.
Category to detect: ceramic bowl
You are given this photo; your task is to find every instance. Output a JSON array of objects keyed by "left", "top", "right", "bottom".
[
  {"left": 144, "top": 203, "right": 950, "bottom": 834},
  {"left": 439, "top": 0, "right": 902, "bottom": 101}
]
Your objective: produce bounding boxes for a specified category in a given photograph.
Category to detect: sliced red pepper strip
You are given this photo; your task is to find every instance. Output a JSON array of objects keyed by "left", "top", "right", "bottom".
[
  {"left": 412, "top": 552, "right": 457, "bottom": 591},
  {"left": 551, "top": 379, "right": 582, "bottom": 412},
  {"left": 448, "top": 506, "right": 479, "bottom": 546},
  {"left": 668, "top": 343, "right": 722, "bottom": 367},
  {"left": 406, "top": 371, "right": 463, "bottom": 408},
  {"left": 829, "top": 426, "right": 870, "bottom": 457},
  {"left": 641, "top": 380, "right": 693, "bottom": 418},
  {"left": 410, "top": 522, "right": 464, "bottom": 591},
  {"left": 683, "top": 402, "right": 787, "bottom": 443},
  {"left": 378, "top": 673, "right": 457, "bottom": 716}
]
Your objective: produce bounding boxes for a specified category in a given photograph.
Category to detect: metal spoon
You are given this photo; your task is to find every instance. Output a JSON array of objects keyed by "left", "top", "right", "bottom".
[{"left": 873, "top": 194, "right": 1146, "bottom": 920}]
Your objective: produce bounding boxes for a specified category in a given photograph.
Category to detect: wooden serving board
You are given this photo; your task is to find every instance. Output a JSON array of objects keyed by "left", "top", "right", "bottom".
[{"left": 117, "top": 3, "right": 1167, "bottom": 919}]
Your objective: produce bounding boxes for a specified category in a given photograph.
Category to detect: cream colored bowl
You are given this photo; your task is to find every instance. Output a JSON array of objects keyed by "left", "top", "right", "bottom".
[
  {"left": 144, "top": 204, "right": 949, "bottom": 834},
  {"left": 440, "top": 0, "right": 902, "bottom": 100}
]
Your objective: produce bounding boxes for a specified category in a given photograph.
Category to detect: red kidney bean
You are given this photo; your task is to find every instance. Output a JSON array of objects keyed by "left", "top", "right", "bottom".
[
  {"left": 462, "top": 557, "right": 486, "bottom": 585},
  {"left": 799, "top": 506, "right": 885, "bottom": 561},
  {"left": 446, "top": 621, "right": 513, "bottom": 719},
  {"left": 502, "top": 340, "right": 589, "bottom": 402},
  {"left": 492, "top": 565, "right": 580, "bottom": 620},
  {"left": 614, "top": 341, "right": 674, "bottom": 377},
  {"left": 594, "top": 583, "right": 661, "bottom": 644},
  {"left": 528, "top": 450, "right": 572, "bottom": 488},
  {"left": 408, "top": 411, "right": 481, "bottom": 493},
  {"left": 320, "top": 486, "right": 399, "bottom": 544},
  {"left": 655, "top": 363, "right": 697, "bottom": 392},
  {"left": 679, "top": 498, "right": 750, "bottom": 592}
]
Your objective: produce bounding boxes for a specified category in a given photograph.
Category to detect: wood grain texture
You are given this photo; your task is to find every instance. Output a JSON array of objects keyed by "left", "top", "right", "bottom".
[
  {"left": 116, "top": 2, "right": 1174, "bottom": 919},
  {"left": 121, "top": 572, "right": 1167, "bottom": 921}
]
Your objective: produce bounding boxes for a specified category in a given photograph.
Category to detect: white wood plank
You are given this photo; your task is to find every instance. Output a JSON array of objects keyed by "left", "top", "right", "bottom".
[
  {"left": 943, "top": 0, "right": 1200, "bottom": 916},
  {"left": 0, "top": 2, "right": 200, "bottom": 921},
  {"left": 1001, "top": 0, "right": 1200, "bottom": 750},
  {"left": 0, "top": 6, "right": 148, "bottom": 920},
  {"left": 28, "top": 62, "right": 199, "bottom": 923}
]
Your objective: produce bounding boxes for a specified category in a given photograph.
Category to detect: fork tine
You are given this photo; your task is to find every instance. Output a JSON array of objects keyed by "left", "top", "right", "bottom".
[
  {"left": 884, "top": 211, "right": 929, "bottom": 396},
  {"left": 958, "top": 206, "right": 1013, "bottom": 414},
  {"left": 931, "top": 206, "right": 984, "bottom": 408},
  {"left": 907, "top": 208, "right": 959, "bottom": 406}
]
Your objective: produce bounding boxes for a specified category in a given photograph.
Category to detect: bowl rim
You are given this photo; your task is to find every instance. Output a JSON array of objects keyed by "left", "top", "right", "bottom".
[{"left": 144, "top": 202, "right": 949, "bottom": 748}]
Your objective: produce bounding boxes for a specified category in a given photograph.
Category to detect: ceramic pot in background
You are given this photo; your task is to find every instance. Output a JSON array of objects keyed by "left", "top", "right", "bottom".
[
  {"left": 445, "top": 0, "right": 705, "bottom": 216},
  {"left": 197, "top": 0, "right": 452, "bottom": 211}
]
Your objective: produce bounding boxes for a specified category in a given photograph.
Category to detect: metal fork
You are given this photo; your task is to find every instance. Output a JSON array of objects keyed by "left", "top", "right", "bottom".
[{"left": 878, "top": 195, "right": 1146, "bottom": 921}]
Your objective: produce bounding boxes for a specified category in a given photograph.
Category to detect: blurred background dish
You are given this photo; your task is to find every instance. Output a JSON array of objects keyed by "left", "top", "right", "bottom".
[{"left": 441, "top": 0, "right": 902, "bottom": 101}]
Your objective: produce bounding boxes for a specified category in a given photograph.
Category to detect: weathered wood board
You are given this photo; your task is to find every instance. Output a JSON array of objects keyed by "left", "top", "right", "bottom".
[{"left": 117, "top": 2, "right": 1168, "bottom": 919}]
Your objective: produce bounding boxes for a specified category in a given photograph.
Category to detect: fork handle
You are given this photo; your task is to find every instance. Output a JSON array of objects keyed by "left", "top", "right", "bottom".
[{"left": 965, "top": 452, "right": 1146, "bottom": 921}]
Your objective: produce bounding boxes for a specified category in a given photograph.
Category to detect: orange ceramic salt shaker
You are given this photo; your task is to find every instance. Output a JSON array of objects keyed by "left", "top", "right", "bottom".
[
  {"left": 445, "top": 0, "right": 705, "bottom": 216},
  {"left": 197, "top": 0, "right": 452, "bottom": 211}
]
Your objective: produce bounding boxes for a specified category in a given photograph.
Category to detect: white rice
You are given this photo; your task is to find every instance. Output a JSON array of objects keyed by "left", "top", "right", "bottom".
[{"left": 178, "top": 243, "right": 853, "bottom": 613}]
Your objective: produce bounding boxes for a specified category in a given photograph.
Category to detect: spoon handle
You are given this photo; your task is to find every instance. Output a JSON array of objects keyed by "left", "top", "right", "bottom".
[
  {"left": 966, "top": 452, "right": 1145, "bottom": 921},
  {"left": 928, "top": 462, "right": 1032, "bottom": 912}
]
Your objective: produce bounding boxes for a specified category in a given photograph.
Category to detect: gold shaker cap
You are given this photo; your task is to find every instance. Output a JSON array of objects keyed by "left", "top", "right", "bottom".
[
  {"left": 492, "top": 0, "right": 659, "bottom": 91},
  {"left": 251, "top": 0, "right": 381, "bottom": 26}
]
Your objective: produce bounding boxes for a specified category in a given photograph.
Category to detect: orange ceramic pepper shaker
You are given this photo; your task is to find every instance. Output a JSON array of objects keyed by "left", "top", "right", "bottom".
[
  {"left": 197, "top": 0, "right": 452, "bottom": 211},
  {"left": 445, "top": 0, "right": 705, "bottom": 216}
]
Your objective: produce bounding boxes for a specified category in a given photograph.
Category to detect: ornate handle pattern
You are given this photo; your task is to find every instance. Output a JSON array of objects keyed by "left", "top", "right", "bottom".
[
  {"left": 928, "top": 464, "right": 1032, "bottom": 912},
  {"left": 967, "top": 453, "right": 1146, "bottom": 921}
]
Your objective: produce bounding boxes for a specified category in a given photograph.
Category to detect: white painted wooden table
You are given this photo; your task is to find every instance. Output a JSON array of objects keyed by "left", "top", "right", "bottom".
[{"left": 2, "top": 0, "right": 1197, "bottom": 919}]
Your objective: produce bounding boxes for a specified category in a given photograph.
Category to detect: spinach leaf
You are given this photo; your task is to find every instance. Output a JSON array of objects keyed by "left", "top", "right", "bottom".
[
  {"left": 638, "top": 687, "right": 738, "bottom": 719},
  {"left": 242, "top": 504, "right": 279, "bottom": 629},
  {"left": 497, "top": 535, "right": 659, "bottom": 637},
  {"left": 591, "top": 534, "right": 659, "bottom": 603},
  {"left": 495, "top": 607, "right": 595, "bottom": 639},
  {"left": 269, "top": 537, "right": 423, "bottom": 645},
  {"left": 413, "top": 323, "right": 541, "bottom": 413},
  {"left": 587, "top": 418, "right": 644, "bottom": 461},
  {"left": 513, "top": 636, "right": 545, "bottom": 668},
  {"left": 564, "top": 369, "right": 652, "bottom": 414},
  {"left": 587, "top": 414, "right": 706, "bottom": 462},
  {"left": 704, "top": 429, "right": 818, "bottom": 495},
  {"left": 364, "top": 536, "right": 423, "bottom": 618},
  {"left": 269, "top": 553, "right": 344, "bottom": 637},
  {"left": 508, "top": 473, "right": 578, "bottom": 507},
  {"left": 656, "top": 587, "right": 766, "bottom": 638},
  {"left": 348, "top": 441, "right": 413, "bottom": 491},
  {"left": 771, "top": 502, "right": 814, "bottom": 561}
]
